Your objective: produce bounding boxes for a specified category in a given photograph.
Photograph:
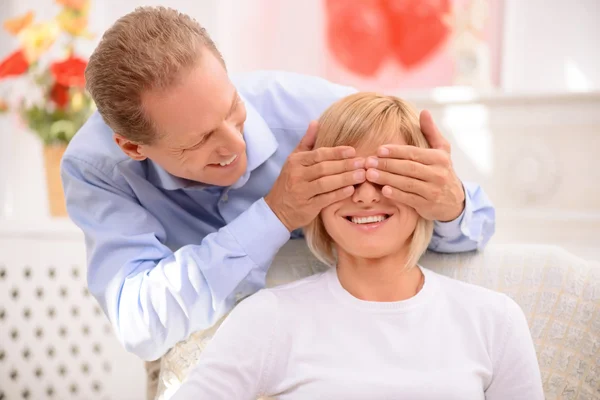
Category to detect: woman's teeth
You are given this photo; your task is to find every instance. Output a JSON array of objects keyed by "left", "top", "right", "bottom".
[
  {"left": 218, "top": 154, "right": 237, "bottom": 166},
  {"left": 350, "top": 215, "right": 388, "bottom": 224}
]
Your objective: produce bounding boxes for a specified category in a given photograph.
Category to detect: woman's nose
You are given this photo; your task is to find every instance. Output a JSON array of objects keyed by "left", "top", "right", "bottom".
[{"left": 352, "top": 181, "right": 381, "bottom": 204}]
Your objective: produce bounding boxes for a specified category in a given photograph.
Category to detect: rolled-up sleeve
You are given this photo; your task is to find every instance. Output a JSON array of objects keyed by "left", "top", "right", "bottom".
[{"left": 428, "top": 181, "right": 496, "bottom": 253}]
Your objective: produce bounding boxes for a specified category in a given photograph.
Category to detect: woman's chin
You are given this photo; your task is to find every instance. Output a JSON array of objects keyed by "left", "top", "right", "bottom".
[{"left": 340, "top": 243, "right": 399, "bottom": 260}]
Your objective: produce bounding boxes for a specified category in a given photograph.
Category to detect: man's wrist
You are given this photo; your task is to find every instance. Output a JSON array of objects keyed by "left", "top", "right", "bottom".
[
  {"left": 441, "top": 199, "right": 465, "bottom": 222},
  {"left": 264, "top": 195, "right": 294, "bottom": 232},
  {"left": 439, "top": 181, "right": 466, "bottom": 222}
]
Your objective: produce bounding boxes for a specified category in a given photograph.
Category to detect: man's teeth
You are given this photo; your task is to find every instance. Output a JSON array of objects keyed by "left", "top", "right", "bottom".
[
  {"left": 218, "top": 155, "right": 237, "bottom": 166},
  {"left": 350, "top": 215, "right": 387, "bottom": 224}
]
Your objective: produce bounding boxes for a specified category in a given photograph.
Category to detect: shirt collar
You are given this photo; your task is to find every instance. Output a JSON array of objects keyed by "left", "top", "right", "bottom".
[{"left": 147, "top": 93, "right": 278, "bottom": 191}]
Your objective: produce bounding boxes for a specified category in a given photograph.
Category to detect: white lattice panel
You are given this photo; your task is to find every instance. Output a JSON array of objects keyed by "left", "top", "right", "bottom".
[{"left": 0, "top": 230, "right": 145, "bottom": 400}]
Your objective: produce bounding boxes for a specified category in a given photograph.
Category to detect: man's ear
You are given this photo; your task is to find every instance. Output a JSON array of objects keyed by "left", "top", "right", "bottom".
[{"left": 113, "top": 133, "right": 147, "bottom": 161}]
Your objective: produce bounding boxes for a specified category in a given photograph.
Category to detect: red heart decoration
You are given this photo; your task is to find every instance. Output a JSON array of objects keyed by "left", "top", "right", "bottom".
[
  {"left": 380, "top": 0, "right": 451, "bottom": 68},
  {"left": 325, "top": 0, "right": 391, "bottom": 77}
]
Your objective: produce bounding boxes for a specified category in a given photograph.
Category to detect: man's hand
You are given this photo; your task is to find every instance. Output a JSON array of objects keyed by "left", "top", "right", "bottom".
[
  {"left": 265, "top": 121, "right": 366, "bottom": 232},
  {"left": 365, "top": 110, "right": 465, "bottom": 222}
]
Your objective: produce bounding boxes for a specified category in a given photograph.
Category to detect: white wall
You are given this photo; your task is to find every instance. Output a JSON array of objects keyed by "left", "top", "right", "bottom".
[
  {"left": 87, "top": 0, "right": 325, "bottom": 76},
  {"left": 214, "top": 0, "right": 326, "bottom": 76},
  {"left": 98, "top": 0, "right": 219, "bottom": 45},
  {"left": 501, "top": 0, "right": 600, "bottom": 93}
]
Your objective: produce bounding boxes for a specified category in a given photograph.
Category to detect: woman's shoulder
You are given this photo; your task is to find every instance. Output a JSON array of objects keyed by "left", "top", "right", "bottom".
[
  {"left": 237, "top": 271, "right": 330, "bottom": 311},
  {"left": 426, "top": 267, "right": 520, "bottom": 321},
  {"left": 426, "top": 268, "right": 529, "bottom": 354}
]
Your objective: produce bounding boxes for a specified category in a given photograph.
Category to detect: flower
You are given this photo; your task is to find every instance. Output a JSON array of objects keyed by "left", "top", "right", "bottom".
[
  {"left": 50, "top": 56, "right": 87, "bottom": 88},
  {"left": 56, "top": 0, "right": 90, "bottom": 12},
  {"left": 70, "top": 91, "right": 84, "bottom": 111},
  {"left": 50, "top": 82, "right": 70, "bottom": 109},
  {"left": 0, "top": 50, "right": 29, "bottom": 79},
  {"left": 18, "top": 21, "right": 60, "bottom": 63},
  {"left": 57, "top": 7, "right": 92, "bottom": 37},
  {"left": 0, "top": 3, "right": 95, "bottom": 146},
  {"left": 3, "top": 11, "right": 35, "bottom": 35}
]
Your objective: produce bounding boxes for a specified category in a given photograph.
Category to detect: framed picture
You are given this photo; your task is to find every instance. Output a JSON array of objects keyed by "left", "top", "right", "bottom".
[{"left": 323, "top": 0, "right": 504, "bottom": 91}]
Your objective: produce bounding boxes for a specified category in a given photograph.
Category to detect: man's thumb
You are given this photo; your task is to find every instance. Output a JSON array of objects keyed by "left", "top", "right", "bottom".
[
  {"left": 296, "top": 120, "right": 319, "bottom": 152},
  {"left": 420, "top": 110, "right": 450, "bottom": 152}
]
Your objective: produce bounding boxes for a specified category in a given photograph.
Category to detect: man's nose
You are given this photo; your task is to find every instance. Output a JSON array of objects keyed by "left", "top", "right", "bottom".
[{"left": 215, "top": 123, "right": 242, "bottom": 155}]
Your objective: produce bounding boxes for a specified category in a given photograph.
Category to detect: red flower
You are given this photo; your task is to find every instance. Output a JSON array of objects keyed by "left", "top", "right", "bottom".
[
  {"left": 50, "top": 56, "right": 87, "bottom": 88},
  {"left": 0, "top": 50, "right": 29, "bottom": 79},
  {"left": 50, "top": 82, "right": 70, "bottom": 109}
]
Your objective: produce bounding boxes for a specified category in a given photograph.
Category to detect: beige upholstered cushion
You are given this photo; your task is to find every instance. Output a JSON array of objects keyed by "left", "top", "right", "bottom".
[{"left": 157, "top": 241, "right": 600, "bottom": 400}]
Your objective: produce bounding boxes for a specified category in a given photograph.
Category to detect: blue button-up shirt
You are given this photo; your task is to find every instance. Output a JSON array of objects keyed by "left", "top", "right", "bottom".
[{"left": 61, "top": 71, "right": 495, "bottom": 361}]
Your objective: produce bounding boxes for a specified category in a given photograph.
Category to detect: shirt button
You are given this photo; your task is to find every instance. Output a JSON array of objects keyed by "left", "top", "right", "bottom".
[{"left": 221, "top": 194, "right": 229, "bottom": 202}]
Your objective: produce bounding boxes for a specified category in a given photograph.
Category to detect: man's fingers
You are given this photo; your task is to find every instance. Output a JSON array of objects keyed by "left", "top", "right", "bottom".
[
  {"left": 305, "top": 157, "right": 365, "bottom": 181},
  {"left": 366, "top": 169, "right": 432, "bottom": 200},
  {"left": 298, "top": 146, "right": 356, "bottom": 166},
  {"left": 313, "top": 186, "right": 355, "bottom": 210},
  {"left": 420, "top": 110, "right": 451, "bottom": 153},
  {"left": 309, "top": 170, "right": 366, "bottom": 197},
  {"left": 377, "top": 145, "right": 449, "bottom": 166},
  {"left": 296, "top": 120, "right": 319, "bottom": 152},
  {"left": 367, "top": 157, "right": 438, "bottom": 182},
  {"left": 381, "top": 186, "right": 427, "bottom": 210}
]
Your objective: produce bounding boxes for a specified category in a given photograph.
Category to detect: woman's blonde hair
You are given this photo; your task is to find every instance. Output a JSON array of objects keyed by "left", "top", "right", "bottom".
[{"left": 304, "top": 92, "right": 434, "bottom": 269}]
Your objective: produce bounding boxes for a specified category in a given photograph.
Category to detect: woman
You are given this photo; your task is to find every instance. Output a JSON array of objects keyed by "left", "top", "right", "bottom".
[{"left": 171, "top": 93, "right": 543, "bottom": 399}]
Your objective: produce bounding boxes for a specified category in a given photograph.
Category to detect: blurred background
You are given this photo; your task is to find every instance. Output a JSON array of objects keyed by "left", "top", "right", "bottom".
[{"left": 0, "top": 0, "right": 598, "bottom": 399}]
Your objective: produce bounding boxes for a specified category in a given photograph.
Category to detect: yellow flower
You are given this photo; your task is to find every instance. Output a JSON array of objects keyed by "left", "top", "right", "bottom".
[
  {"left": 56, "top": 0, "right": 90, "bottom": 12},
  {"left": 71, "top": 91, "right": 84, "bottom": 111},
  {"left": 3, "top": 11, "right": 35, "bottom": 35},
  {"left": 0, "top": 98, "right": 8, "bottom": 113},
  {"left": 18, "top": 21, "right": 60, "bottom": 63},
  {"left": 57, "top": 8, "right": 92, "bottom": 38}
]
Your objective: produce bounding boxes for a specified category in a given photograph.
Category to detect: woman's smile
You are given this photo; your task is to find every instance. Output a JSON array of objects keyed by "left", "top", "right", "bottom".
[{"left": 340, "top": 209, "right": 396, "bottom": 232}]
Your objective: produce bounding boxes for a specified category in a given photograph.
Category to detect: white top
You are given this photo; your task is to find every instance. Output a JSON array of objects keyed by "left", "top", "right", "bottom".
[{"left": 172, "top": 267, "right": 544, "bottom": 400}]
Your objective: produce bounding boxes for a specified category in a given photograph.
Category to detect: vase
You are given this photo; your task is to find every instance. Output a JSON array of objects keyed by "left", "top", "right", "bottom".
[
  {"left": 43, "top": 144, "right": 68, "bottom": 217},
  {"left": 0, "top": 116, "right": 50, "bottom": 220},
  {"left": 0, "top": 115, "right": 14, "bottom": 219}
]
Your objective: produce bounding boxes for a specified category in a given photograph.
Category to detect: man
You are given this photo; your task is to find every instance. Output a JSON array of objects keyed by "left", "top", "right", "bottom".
[{"left": 62, "top": 6, "right": 495, "bottom": 395}]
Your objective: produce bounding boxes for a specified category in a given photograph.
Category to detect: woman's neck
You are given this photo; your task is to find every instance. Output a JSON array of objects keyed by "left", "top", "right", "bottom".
[{"left": 335, "top": 248, "right": 423, "bottom": 302}]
